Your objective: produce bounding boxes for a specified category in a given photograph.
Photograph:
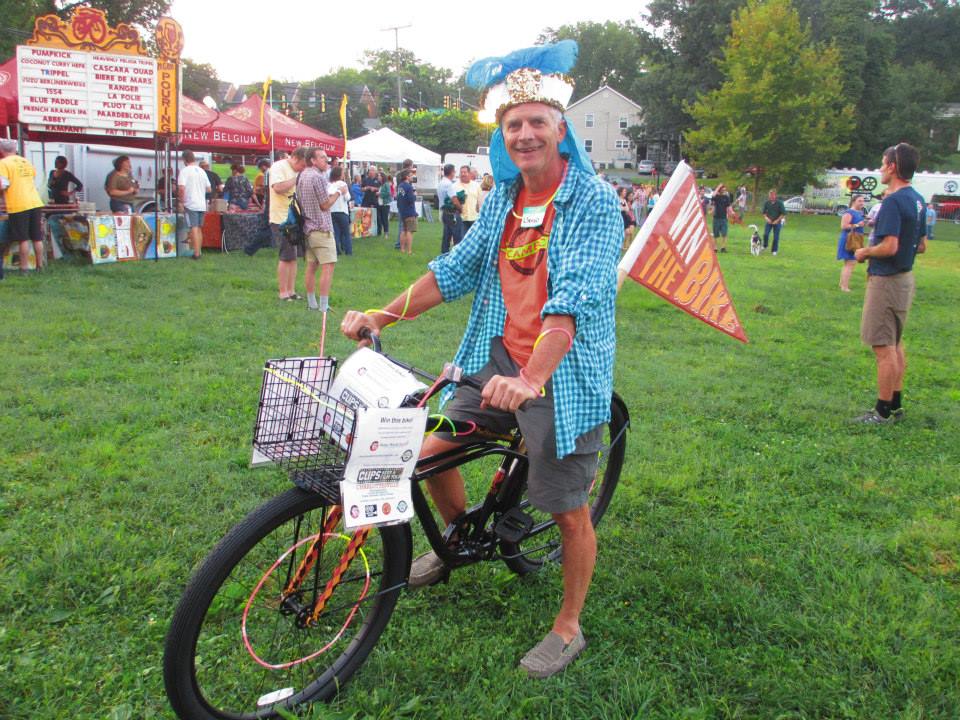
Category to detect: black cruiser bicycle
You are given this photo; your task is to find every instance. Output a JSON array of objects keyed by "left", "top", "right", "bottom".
[{"left": 163, "top": 332, "right": 629, "bottom": 719}]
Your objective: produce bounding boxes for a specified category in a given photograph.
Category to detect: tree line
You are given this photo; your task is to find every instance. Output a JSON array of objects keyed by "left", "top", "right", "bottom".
[
  {"left": 544, "top": 0, "right": 960, "bottom": 189},
  {"left": 3, "top": 0, "right": 957, "bottom": 189}
]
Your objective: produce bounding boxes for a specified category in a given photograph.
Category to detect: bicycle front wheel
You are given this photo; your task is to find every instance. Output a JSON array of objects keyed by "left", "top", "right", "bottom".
[
  {"left": 501, "top": 393, "right": 628, "bottom": 575},
  {"left": 163, "top": 487, "right": 411, "bottom": 719}
]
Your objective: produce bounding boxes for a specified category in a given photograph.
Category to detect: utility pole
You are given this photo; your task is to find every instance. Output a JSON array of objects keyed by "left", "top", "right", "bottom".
[{"left": 382, "top": 23, "right": 412, "bottom": 112}]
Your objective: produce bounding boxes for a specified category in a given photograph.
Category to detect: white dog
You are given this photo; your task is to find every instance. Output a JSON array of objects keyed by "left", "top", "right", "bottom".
[{"left": 748, "top": 224, "right": 763, "bottom": 256}]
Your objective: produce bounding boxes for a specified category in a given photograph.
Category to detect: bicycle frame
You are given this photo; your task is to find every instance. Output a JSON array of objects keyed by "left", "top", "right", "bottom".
[
  {"left": 410, "top": 436, "right": 529, "bottom": 569},
  {"left": 280, "top": 335, "right": 609, "bottom": 617}
]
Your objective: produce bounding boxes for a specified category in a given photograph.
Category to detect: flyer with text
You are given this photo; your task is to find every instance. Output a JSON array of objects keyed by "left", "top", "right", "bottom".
[{"left": 341, "top": 407, "right": 428, "bottom": 529}]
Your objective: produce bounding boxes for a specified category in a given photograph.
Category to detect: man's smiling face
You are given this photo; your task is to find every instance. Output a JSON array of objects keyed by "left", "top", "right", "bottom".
[{"left": 501, "top": 102, "right": 566, "bottom": 179}]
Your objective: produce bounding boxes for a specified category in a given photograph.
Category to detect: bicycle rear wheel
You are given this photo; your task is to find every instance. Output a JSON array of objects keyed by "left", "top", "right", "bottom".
[
  {"left": 163, "top": 487, "right": 411, "bottom": 719},
  {"left": 501, "top": 394, "right": 628, "bottom": 575}
]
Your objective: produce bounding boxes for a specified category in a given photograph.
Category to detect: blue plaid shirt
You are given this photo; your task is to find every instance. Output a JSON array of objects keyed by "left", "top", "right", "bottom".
[{"left": 429, "top": 162, "right": 622, "bottom": 458}]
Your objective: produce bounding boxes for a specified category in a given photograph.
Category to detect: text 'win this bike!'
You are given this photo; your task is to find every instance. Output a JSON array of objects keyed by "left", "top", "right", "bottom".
[{"left": 164, "top": 331, "right": 628, "bottom": 719}]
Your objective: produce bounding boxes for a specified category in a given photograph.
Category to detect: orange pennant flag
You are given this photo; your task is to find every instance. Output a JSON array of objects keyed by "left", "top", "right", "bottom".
[
  {"left": 339, "top": 93, "right": 348, "bottom": 144},
  {"left": 618, "top": 161, "right": 748, "bottom": 343},
  {"left": 259, "top": 77, "right": 273, "bottom": 145}
]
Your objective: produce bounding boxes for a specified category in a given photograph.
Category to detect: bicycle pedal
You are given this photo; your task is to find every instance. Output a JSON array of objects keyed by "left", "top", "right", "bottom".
[{"left": 494, "top": 508, "right": 534, "bottom": 544}]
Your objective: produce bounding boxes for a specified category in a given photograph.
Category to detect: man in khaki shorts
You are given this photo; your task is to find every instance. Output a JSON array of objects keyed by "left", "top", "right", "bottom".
[
  {"left": 298, "top": 148, "right": 345, "bottom": 312},
  {"left": 396, "top": 168, "right": 418, "bottom": 254},
  {"left": 854, "top": 142, "right": 927, "bottom": 423}
]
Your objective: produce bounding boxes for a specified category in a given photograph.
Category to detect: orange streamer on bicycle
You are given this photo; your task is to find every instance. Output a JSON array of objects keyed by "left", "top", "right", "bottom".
[
  {"left": 283, "top": 506, "right": 342, "bottom": 597},
  {"left": 309, "top": 527, "right": 371, "bottom": 623}
]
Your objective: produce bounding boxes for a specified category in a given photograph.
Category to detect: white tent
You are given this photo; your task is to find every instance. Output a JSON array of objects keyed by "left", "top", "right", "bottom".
[{"left": 347, "top": 127, "right": 440, "bottom": 167}]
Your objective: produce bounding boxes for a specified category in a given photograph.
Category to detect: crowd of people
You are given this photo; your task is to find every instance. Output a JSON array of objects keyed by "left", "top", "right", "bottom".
[
  {"left": 436, "top": 163, "right": 492, "bottom": 252},
  {"left": 243, "top": 148, "right": 433, "bottom": 305}
]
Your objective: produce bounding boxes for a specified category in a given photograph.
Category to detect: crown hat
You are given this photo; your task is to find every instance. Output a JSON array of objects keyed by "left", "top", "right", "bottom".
[
  {"left": 466, "top": 40, "right": 594, "bottom": 184},
  {"left": 468, "top": 41, "right": 578, "bottom": 124}
]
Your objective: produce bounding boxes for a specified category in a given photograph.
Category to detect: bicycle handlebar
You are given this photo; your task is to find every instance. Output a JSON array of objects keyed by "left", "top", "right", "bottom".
[{"left": 357, "top": 326, "right": 382, "bottom": 353}]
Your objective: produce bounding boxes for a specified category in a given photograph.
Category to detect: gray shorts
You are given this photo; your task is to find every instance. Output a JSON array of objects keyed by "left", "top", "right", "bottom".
[
  {"left": 184, "top": 209, "right": 205, "bottom": 229},
  {"left": 861, "top": 271, "right": 915, "bottom": 346},
  {"left": 712, "top": 216, "right": 728, "bottom": 237},
  {"left": 439, "top": 338, "right": 602, "bottom": 514},
  {"left": 272, "top": 223, "right": 300, "bottom": 261}
]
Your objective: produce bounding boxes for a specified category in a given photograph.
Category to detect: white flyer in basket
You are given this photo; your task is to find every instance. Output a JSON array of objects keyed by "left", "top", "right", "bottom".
[
  {"left": 341, "top": 406, "right": 428, "bottom": 529},
  {"left": 329, "top": 347, "right": 426, "bottom": 413}
]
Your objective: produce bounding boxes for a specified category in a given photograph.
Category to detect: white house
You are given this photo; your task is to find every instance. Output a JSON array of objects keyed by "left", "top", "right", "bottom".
[{"left": 565, "top": 85, "right": 642, "bottom": 170}]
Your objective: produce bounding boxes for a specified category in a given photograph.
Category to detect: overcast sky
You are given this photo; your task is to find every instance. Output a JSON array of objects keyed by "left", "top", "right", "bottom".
[{"left": 169, "top": 1, "right": 645, "bottom": 86}]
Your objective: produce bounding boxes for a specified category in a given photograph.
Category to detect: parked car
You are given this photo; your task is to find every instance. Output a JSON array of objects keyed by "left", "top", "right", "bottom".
[
  {"left": 662, "top": 160, "right": 678, "bottom": 175},
  {"left": 935, "top": 198, "right": 960, "bottom": 221},
  {"left": 637, "top": 159, "right": 656, "bottom": 175},
  {"left": 783, "top": 196, "right": 805, "bottom": 213}
]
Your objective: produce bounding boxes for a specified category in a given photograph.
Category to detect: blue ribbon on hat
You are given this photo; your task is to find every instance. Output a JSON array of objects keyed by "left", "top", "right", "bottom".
[{"left": 468, "top": 41, "right": 595, "bottom": 185}]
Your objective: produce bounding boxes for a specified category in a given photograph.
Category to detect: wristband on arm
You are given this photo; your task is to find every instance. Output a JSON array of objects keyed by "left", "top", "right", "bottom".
[
  {"left": 518, "top": 367, "right": 546, "bottom": 397},
  {"left": 365, "top": 284, "right": 417, "bottom": 329},
  {"left": 532, "top": 326, "right": 574, "bottom": 353}
]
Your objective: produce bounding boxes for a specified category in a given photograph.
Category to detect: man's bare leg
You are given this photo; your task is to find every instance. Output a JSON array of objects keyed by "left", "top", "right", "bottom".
[
  {"left": 318, "top": 263, "right": 335, "bottom": 297},
  {"left": 894, "top": 341, "right": 906, "bottom": 392},
  {"left": 872, "top": 345, "right": 899, "bottom": 401},
  {"left": 551, "top": 504, "right": 596, "bottom": 642},
  {"left": 304, "top": 261, "right": 318, "bottom": 295},
  {"left": 419, "top": 434, "right": 466, "bottom": 525},
  {"left": 191, "top": 227, "right": 203, "bottom": 258}
]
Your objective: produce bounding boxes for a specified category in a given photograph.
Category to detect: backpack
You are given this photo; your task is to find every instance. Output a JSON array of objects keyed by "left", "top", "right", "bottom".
[{"left": 281, "top": 174, "right": 306, "bottom": 249}]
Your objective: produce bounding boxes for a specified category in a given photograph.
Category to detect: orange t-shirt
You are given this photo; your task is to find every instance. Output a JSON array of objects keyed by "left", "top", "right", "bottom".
[{"left": 499, "top": 183, "right": 559, "bottom": 367}]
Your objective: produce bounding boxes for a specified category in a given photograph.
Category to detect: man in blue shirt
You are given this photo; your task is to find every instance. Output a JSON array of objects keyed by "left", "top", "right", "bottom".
[
  {"left": 342, "top": 41, "right": 620, "bottom": 679},
  {"left": 396, "top": 168, "right": 417, "bottom": 254},
  {"left": 925, "top": 203, "right": 937, "bottom": 239},
  {"left": 854, "top": 142, "right": 927, "bottom": 423}
]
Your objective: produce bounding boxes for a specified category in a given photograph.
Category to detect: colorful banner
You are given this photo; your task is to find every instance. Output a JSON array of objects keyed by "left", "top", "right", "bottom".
[
  {"left": 144, "top": 214, "right": 177, "bottom": 258},
  {"left": 47, "top": 213, "right": 90, "bottom": 255},
  {"left": 48, "top": 212, "right": 172, "bottom": 261},
  {"left": 114, "top": 214, "right": 136, "bottom": 259},
  {"left": 351, "top": 207, "right": 377, "bottom": 238},
  {"left": 618, "top": 161, "right": 747, "bottom": 343},
  {"left": 89, "top": 215, "right": 119, "bottom": 264}
]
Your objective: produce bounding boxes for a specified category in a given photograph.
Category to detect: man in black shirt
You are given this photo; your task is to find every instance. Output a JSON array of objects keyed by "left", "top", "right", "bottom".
[
  {"left": 199, "top": 161, "right": 222, "bottom": 202},
  {"left": 761, "top": 189, "right": 786, "bottom": 255},
  {"left": 360, "top": 167, "right": 380, "bottom": 208},
  {"left": 710, "top": 184, "right": 732, "bottom": 253},
  {"left": 359, "top": 167, "right": 381, "bottom": 234}
]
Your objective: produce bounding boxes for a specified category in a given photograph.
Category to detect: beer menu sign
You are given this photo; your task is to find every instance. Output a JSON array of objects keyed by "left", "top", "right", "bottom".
[{"left": 17, "top": 45, "right": 157, "bottom": 139}]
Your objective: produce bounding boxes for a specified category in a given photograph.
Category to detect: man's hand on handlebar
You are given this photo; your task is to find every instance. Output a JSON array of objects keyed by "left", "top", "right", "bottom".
[
  {"left": 341, "top": 311, "right": 381, "bottom": 346},
  {"left": 480, "top": 375, "right": 539, "bottom": 413}
]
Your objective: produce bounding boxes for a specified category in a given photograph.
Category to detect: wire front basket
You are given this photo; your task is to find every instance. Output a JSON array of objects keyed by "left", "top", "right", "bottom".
[{"left": 252, "top": 357, "right": 356, "bottom": 503}]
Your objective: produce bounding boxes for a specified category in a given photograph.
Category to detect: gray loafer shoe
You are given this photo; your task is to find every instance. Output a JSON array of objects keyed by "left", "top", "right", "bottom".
[
  {"left": 407, "top": 551, "right": 447, "bottom": 588},
  {"left": 519, "top": 630, "right": 586, "bottom": 678}
]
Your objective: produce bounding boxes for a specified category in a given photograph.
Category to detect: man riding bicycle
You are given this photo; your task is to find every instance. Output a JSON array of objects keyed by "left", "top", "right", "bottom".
[{"left": 341, "top": 41, "right": 621, "bottom": 678}]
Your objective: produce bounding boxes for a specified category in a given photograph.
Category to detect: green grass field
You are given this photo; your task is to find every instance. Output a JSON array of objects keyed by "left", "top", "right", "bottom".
[{"left": 1, "top": 212, "right": 958, "bottom": 719}]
